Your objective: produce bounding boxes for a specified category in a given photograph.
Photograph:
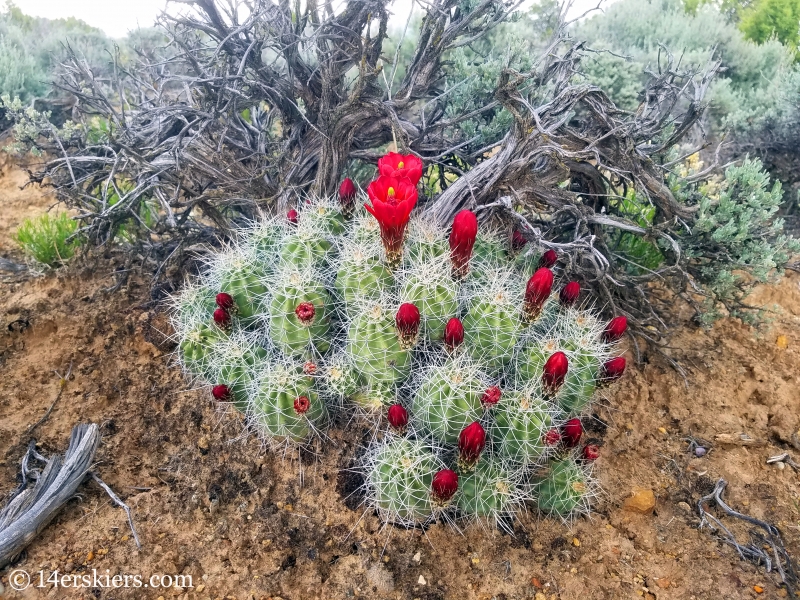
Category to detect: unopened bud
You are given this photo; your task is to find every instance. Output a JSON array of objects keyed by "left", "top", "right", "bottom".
[
  {"left": 443, "top": 317, "right": 464, "bottom": 351},
  {"left": 431, "top": 469, "right": 458, "bottom": 504},
  {"left": 559, "top": 281, "right": 580, "bottom": 307},
  {"left": 562, "top": 418, "right": 583, "bottom": 448}
]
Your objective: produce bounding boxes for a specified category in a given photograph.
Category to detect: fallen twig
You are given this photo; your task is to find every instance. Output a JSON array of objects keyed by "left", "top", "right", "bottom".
[
  {"left": 89, "top": 472, "right": 141, "bottom": 548},
  {"left": 27, "top": 361, "right": 74, "bottom": 435},
  {"left": 698, "top": 478, "right": 798, "bottom": 598}
]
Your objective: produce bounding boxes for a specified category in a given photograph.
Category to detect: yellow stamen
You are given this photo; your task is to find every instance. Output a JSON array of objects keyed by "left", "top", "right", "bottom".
[
  {"left": 398, "top": 161, "right": 404, "bottom": 169},
  {"left": 387, "top": 186, "right": 395, "bottom": 197}
]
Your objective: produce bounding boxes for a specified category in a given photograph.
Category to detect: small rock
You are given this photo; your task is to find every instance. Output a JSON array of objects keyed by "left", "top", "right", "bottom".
[
  {"left": 197, "top": 436, "right": 209, "bottom": 451},
  {"left": 677, "top": 501, "right": 692, "bottom": 514},
  {"left": 695, "top": 447, "right": 707, "bottom": 457},
  {"left": 535, "top": 594, "right": 546, "bottom": 600},
  {"left": 412, "top": 551, "right": 421, "bottom": 563},
  {"left": 86, "top": 551, "right": 95, "bottom": 561},
  {"left": 572, "top": 538, "right": 580, "bottom": 547},
  {"left": 776, "top": 461, "right": 786, "bottom": 470},
  {"left": 623, "top": 488, "right": 656, "bottom": 514},
  {"left": 656, "top": 578, "right": 670, "bottom": 589},
  {"left": 754, "top": 585, "right": 764, "bottom": 593},
  {"left": 776, "top": 335, "right": 788, "bottom": 349},
  {"left": 658, "top": 427, "right": 667, "bottom": 434},
  {"left": 418, "top": 575, "right": 426, "bottom": 585}
]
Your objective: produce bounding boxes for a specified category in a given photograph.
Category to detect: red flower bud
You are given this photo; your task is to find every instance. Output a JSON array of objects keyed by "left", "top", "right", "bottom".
[
  {"left": 431, "top": 469, "right": 458, "bottom": 504},
  {"left": 287, "top": 209, "right": 299, "bottom": 224},
  {"left": 294, "top": 395, "right": 311, "bottom": 414},
  {"left": 481, "top": 386, "right": 502, "bottom": 406},
  {"left": 338, "top": 177, "right": 357, "bottom": 214},
  {"left": 458, "top": 422, "right": 486, "bottom": 468},
  {"left": 603, "top": 316, "right": 628, "bottom": 343},
  {"left": 524, "top": 268, "right": 553, "bottom": 320},
  {"left": 562, "top": 418, "right": 583, "bottom": 448},
  {"left": 511, "top": 229, "right": 528, "bottom": 252},
  {"left": 449, "top": 210, "right": 478, "bottom": 278},
  {"left": 213, "top": 307, "right": 231, "bottom": 330},
  {"left": 443, "top": 317, "right": 464, "bottom": 351},
  {"left": 538, "top": 249, "right": 558, "bottom": 268},
  {"left": 542, "top": 351, "right": 568, "bottom": 392},
  {"left": 559, "top": 281, "right": 580, "bottom": 307},
  {"left": 216, "top": 292, "right": 235, "bottom": 311},
  {"left": 582, "top": 443, "right": 600, "bottom": 461},
  {"left": 543, "top": 428, "right": 561, "bottom": 446},
  {"left": 600, "top": 357, "right": 626, "bottom": 382},
  {"left": 303, "top": 361, "right": 317, "bottom": 375},
  {"left": 396, "top": 303, "right": 421, "bottom": 348},
  {"left": 212, "top": 384, "right": 231, "bottom": 401},
  {"left": 295, "top": 302, "right": 315, "bottom": 324},
  {"left": 387, "top": 404, "right": 409, "bottom": 431}
]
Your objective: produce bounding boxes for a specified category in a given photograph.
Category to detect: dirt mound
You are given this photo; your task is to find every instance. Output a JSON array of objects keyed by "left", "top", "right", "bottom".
[{"left": 0, "top": 163, "right": 798, "bottom": 599}]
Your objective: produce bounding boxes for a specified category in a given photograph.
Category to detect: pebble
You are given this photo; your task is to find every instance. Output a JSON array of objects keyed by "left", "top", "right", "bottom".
[
  {"left": 776, "top": 335, "right": 788, "bottom": 349},
  {"left": 776, "top": 461, "right": 786, "bottom": 470},
  {"left": 623, "top": 488, "right": 656, "bottom": 514},
  {"left": 695, "top": 447, "right": 707, "bottom": 457},
  {"left": 197, "top": 436, "right": 209, "bottom": 451},
  {"left": 658, "top": 427, "right": 667, "bottom": 434},
  {"left": 412, "top": 551, "right": 421, "bottom": 563},
  {"left": 678, "top": 501, "right": 692, "bottom": 514},
  {"left": 753, "top": 585, "right": 764, "bottom": 593},
  {"left": 418, "top": 575, "right": 426, "bottom": 585},
  {"left": 572, "top": 538, "right": 581, "bottom": 547}
]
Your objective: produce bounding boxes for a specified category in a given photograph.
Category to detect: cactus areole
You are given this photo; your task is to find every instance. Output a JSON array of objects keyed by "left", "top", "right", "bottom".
[
  {"left": 432, "top": 469, "right": 459, "bottom": 504},
  {"left": 449, "top": 210, "right": 478, "bottom": 279}
]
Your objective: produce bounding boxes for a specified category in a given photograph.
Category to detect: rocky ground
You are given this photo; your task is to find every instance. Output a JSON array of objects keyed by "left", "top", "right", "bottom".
[{"left": 0, "top": 156, "right": 799, "bottom": 600}]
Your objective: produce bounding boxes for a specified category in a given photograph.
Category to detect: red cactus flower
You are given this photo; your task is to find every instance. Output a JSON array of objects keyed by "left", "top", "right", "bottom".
[
  {"left": 377, "top": 152, "right": 423, "bottom": 185},
  {"left": 216, "top": 292, "right": 235, "bottom": 311},
  {"left": 395, "top": 303, "right": 421, "bottom": 348},
  {"left": 387, "top": 404, "right": 409, "bottom": 431},
  {"left": 449, "top": 210, "right": 478, "bottom": 279},
  {"left": 543, "top": 428, "right": 561, "bottom": 446},
  {"left": 295, "top": 301, "right": 316, "bottom": 325},
  {"left": 303, "top": 361, "right": 317, "bottom": 376},
  {"left": 511, "top": 229, "right": 528, "bottom": 252},
  {"left": 481, "top": 386, "right": 502, "bottom": 406},
  {"left": 562, "top": 418, "right": 583, "bottom": 448},
  {"left": 458, "top": 422, "right": 486, "bottom": 468},
  {"left": 538, "top": 249, "right": 558, "bottom": 268},
  {"left": 524, "top": 267, "right": 553, "bottom": 320},
  {"left": 365, "top": 175, "right": 418, "bottom": 266},
  {"left": 212, "top": 384, "right": 231, "bottom": 401},
  {"left": 600, "top": 357, "right": 626, "bottom": 382},
  {"left": 582, "top": 443, "right": 600, "bottom": 461},
  {"left": 559, "top": 281, "right": 580, "bottom": 307},
  {"left": 443, "top": 317, "right": 464, "bottom": 351},
  {"left": 293, "top": 395, "right": 311, "bottom": 414},
  {"left": 431, "top": 469, "right": 458, "bottom": 504},
  {"left": 213, "top": 307, "right": 231, "bottom": 330},
  {"left": 542, "top": 351, "right": 568, "bottom": 392},
  {"left": 287, "top": 209, "right": 299, "bottom": 224},
  {"left": 338, "top": 177, "right": 357, "bottom": 214},
  {"left": 603, "top": 316, "right": 628, "bottom": 343}
]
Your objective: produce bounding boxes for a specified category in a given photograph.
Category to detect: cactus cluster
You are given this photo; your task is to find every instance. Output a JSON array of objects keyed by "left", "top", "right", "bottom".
[{"left": 171, "top": 152, "right": 628, "bottom": 529}]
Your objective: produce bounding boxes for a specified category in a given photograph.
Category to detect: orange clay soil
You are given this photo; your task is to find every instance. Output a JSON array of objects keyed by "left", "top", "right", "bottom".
[{"left": 0, "top": 158, "right": 799, "bottom": 600}]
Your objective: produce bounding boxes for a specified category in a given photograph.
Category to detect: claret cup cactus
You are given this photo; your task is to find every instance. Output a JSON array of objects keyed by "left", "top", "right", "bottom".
[{"left": 171, "top": 151, "right": 628, "bottom": 527}]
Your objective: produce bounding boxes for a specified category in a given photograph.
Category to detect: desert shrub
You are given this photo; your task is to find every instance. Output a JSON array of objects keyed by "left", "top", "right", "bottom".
[{"left": 14, "top": 212, "right": 81, "bottom": 267}]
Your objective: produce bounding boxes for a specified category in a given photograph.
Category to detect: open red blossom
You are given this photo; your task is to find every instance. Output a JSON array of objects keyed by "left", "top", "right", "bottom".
[
  {"left": 377, "top": 152, "right": 424, "bottom": 185},
  {"left": 387, "top": 404, "right": 409, "bottom": 431},
  {"left": 216, "top": 292, "right": 235, "bottom": 311},
  {"left": 295, "top": 301, "right": 316, "bottom": 324},
  {"left": 524, "top": 267, "right": 554, "bottom": 320},
  {"left": 582, "top": 443, "right": 600, "bottom": 461},
  {"left": 287, "top": 209, "right": 299, "bottom": 224},
  {"left": 538, "top": 249, "right": 558, "bottom": 268},
  {"left": 431, "top": 469, "right": 458, "bottom": 504},
  {"left": 458, "top": 422, "right": 486, "bottom": 467},
  {"left": 338, "top": 177, "right": 357, "bottom": 214},
  {"left": 562, "top": 418, "right": 583, "bottom": 448},
  {"left": 212, "top": 384, "right": 231, "bottom": 401},
  {"left": 443, "top": 317, "right": 464, "bottom": 351},
  {"left": 603, "top": 316, "right": 628, "bottom": 343},
  {"left": 543, "top": 351, "right": 568, "bottom": 392},
  {"left": 213, "top": 307, "right": 231, "bottom": 330},
  {"left": 481, "top": 386, "right": 502, "bottom": 406},
  {"left": 294, "top": 395, "right": 311, "bottom": 414},
  {"left": 449, "top": 210, "right": 478, "bottom": 279},
  {"left": 512, "top": 229, "right": 528, "bottom": 252},
  {"left": 543, "top": 428, "right": 561, "bottom": 446},
  {"left": 365, "top": 175, "right": 418, "bottom": 266},
  {"left": 396, "top": 303, "right": 421, "bottom": 348},
  {"left": 600, "top": 357, "right": 626, "bottom": 383},
  {"left": 559, "top": 281, "right": 580, "bottom": 307}
]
